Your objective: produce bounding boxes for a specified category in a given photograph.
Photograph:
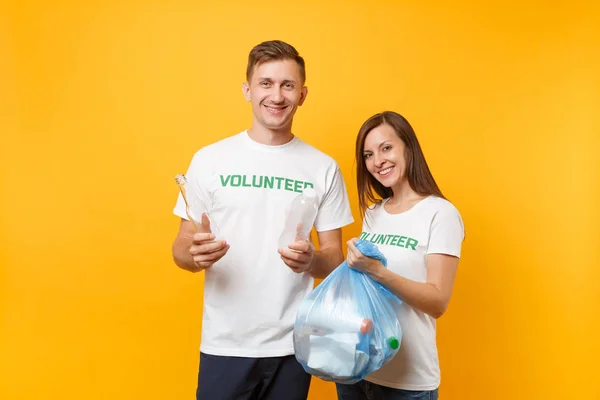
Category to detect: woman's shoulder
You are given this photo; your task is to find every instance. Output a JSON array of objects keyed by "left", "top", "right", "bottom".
[{"left": 425, "top": 195, "right": 460, "bottom": 213}]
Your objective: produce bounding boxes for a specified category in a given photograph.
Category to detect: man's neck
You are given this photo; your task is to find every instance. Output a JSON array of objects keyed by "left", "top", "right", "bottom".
[{"left": 247, "top": 124, "right": 294, "bottom": 146}]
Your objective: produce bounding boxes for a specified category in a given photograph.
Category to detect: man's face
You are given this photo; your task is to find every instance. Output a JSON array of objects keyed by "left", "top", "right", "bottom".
[{"left": 243, "top": 59, "right": 307, "bottom": 133}]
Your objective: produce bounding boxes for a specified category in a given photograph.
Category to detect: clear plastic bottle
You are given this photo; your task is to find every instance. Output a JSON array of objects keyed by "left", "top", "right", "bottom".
[
  {"left": 175, "top": 174, "right": 222, "bottom": 239},
  {"left": 278, "top": 187, "right": 319, "bottom": 249}
]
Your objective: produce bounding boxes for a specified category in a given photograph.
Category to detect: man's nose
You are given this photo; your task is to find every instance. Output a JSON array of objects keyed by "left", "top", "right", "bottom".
[{"left": 271, "top": 87, "right": 284, "bottom": 103}]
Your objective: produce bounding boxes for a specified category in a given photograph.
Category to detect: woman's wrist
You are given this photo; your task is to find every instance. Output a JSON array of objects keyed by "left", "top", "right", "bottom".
[{"left": 367, "top": 261, "right": 388, "bottom": 282}]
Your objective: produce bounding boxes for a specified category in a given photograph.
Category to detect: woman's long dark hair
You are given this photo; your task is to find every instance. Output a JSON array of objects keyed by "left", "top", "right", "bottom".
[{"left": 356, "top": 111, "right": 445, "bottom": 215}]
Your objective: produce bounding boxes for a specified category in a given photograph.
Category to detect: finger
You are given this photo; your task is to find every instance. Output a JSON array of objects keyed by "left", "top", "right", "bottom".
[
  {"left": 190, "top": 240, "right": 227, "bottom": 256},
  {"left": 279, "top": 248, "right": 312, "bottom": 264},
  {"left": 346, "top": 251, "right": 355, "bottom": 267},
  {"left": 289, "top": 265, "right": 308, "bottom": 274},
  {"left": 349, "top": 242, "right": 364, "bottom": 260},
  {"left": 193, "top": 244, "right": 230, "bottom": 264},
  {"left": 280, "top": 256, "right": 310, "bottom": 273},
  {"left": 280, "top": 254, "right": 311, "bottom": 267},
  {"left": 346, "top": 241, "right": 359, "bottom": 258},
  {"left": 349, "top": 250, "right": 363, "bottom": 268},
  {"left": 199, "top": 212, "right": 212, "bottom": 234},
  {"left": 287, "top": 240, "right": 313, "bottom": 253},
  {"left": 192, "top": 232, "right": 216, "bottom": 244},
  {"left": 295, "top": 221, "right": 303, "bottom": 235},
  {"left": 194, "top": 261, "right": 213, "bottom": 270},
  {"left": 294, "top": 222, "right": 309, "bottom": 242}
]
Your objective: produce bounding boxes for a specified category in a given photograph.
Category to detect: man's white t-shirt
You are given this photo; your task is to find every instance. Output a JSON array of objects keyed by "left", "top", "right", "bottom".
[
  {"left": 173, "top": 131, "right": 354, "bottom": 358},
  {"left": 359, "top": 196, "right": 464, "bottom": 390}
]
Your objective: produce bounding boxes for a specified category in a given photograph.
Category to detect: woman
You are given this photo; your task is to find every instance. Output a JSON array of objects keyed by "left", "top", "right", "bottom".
[{"left": 337, "top": 111, "right": 465, "bottom": 400}]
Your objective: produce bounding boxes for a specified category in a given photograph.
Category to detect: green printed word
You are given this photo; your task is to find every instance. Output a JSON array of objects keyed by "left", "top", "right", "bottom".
[
  {"left": 220, "top": 174, "right": 314, "bottom": 193},
  {"left": 359, "top": 232, "right": 419, "bottom": 250}
]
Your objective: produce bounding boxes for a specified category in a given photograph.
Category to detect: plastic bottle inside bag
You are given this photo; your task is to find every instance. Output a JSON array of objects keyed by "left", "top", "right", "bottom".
[{"left": 278, "top": 187, "right": 318, "bottom": 249}]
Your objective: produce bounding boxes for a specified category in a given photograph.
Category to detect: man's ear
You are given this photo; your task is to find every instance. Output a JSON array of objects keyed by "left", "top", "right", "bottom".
[
  {"left": 299, "top": 86, "right": 308, "bottom": 106},
  {"left": 242, "top": 82, "right": 251, "bottom": 102}
]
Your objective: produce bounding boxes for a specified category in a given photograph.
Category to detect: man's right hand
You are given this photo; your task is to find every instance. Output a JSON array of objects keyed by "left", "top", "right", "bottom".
[{"left": 189, "top": 213, "right": 229, "bottom": 270}]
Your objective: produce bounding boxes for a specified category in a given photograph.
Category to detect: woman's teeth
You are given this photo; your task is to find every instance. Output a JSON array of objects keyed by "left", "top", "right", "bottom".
[{"left": 379, "top": 167, "right": 393, "bottom": 175}]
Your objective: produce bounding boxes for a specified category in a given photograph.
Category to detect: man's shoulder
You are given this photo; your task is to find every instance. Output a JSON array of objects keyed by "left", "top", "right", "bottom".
[
  {"left": 191, "top": 131, "right": 246, "bottom": 157},
  {"left": 294, "top": 137, "right": 340, "bottom": 168}
]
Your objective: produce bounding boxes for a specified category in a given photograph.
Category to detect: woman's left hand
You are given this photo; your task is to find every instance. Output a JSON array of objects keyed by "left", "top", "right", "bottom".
[{"left": 346, "top": 238, "right": 384, "bottom": 276}]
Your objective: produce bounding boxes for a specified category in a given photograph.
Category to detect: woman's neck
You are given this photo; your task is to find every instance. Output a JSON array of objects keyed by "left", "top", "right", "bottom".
[{"left": 386, "top": 183, "right": 427, "bottom": 213}]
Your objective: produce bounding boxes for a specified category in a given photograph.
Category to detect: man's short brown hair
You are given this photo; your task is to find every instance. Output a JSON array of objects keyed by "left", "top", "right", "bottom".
[{"left": 246, "top": 40, "right": 306, "bottom": 84}]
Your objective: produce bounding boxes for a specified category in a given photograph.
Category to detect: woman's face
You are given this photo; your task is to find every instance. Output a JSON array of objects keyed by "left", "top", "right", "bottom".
[{"left": 363, "top": 124, "right": 407, "bottom": 189}]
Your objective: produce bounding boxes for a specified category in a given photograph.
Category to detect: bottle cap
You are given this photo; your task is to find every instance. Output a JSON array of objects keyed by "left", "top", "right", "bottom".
[
  {"left": 302, "top": 187, "right": 317, "bottom": 198},
  {"left": 360, "top": 318, "right": 373, "bottom": 334},
  {"left": 387, "top": 336, "right": 400, "bottom": 349}
]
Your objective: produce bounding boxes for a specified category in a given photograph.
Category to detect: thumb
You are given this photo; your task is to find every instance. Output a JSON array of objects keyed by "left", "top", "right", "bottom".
[
  {"left": 295, "top": 221, "right": 306, "bottom": 241},
  {"left": 199, "top": 212, "right": 212, "bottom": 234}
]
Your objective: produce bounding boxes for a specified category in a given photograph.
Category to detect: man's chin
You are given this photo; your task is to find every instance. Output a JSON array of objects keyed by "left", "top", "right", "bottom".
[{"left": 261, "top": 118, "right": 293, "bottom": 131}]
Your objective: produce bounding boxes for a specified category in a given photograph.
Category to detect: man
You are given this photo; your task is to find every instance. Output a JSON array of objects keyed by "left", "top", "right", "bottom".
[{"left": 172, "top": 40, "right": 353, "bottom": 400}]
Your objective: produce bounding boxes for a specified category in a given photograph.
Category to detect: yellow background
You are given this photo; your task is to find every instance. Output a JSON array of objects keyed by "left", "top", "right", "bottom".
[{"left": 1, "top": 1, "right": 599, "bottom": 399}]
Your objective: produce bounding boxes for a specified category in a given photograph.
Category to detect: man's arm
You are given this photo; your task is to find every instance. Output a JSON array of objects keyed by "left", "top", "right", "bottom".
[
  {"left": 308, "top": 228, "right": 344, "bottom": 278},
  {"left": 172, "top": 219, "right": 200, "bottom": 272}
]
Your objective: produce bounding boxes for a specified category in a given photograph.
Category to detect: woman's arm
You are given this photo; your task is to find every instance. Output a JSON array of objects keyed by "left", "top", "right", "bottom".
[{"left": 346, "top": 238, "right": 459, "bottom": 319}]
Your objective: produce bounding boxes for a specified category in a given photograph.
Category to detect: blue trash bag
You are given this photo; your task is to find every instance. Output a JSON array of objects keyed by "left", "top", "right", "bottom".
[{"left": 293, "top": 240, "right": 403, "bottom": 384}]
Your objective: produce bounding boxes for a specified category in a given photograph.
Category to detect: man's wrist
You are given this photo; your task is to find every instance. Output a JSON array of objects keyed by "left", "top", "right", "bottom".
[{"left": 305, "top": 250, "right": 318, "bottom": 273}]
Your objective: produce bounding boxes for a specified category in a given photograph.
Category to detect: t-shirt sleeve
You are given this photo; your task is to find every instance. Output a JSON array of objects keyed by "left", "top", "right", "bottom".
[
  {"left": 427, "top": 203, "right": 465, "bottom": 258},
  {"left": 313, "top": 164, "right": 354, "bottom": 232}
]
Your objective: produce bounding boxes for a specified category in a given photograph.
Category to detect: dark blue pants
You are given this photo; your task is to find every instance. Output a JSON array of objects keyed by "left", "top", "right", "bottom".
[
  {"left": 196, "top": 352, "right": 312, "bottom": 400},
  {"left": 336, "top": 380, "right": 438, "bottom": 400}
]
